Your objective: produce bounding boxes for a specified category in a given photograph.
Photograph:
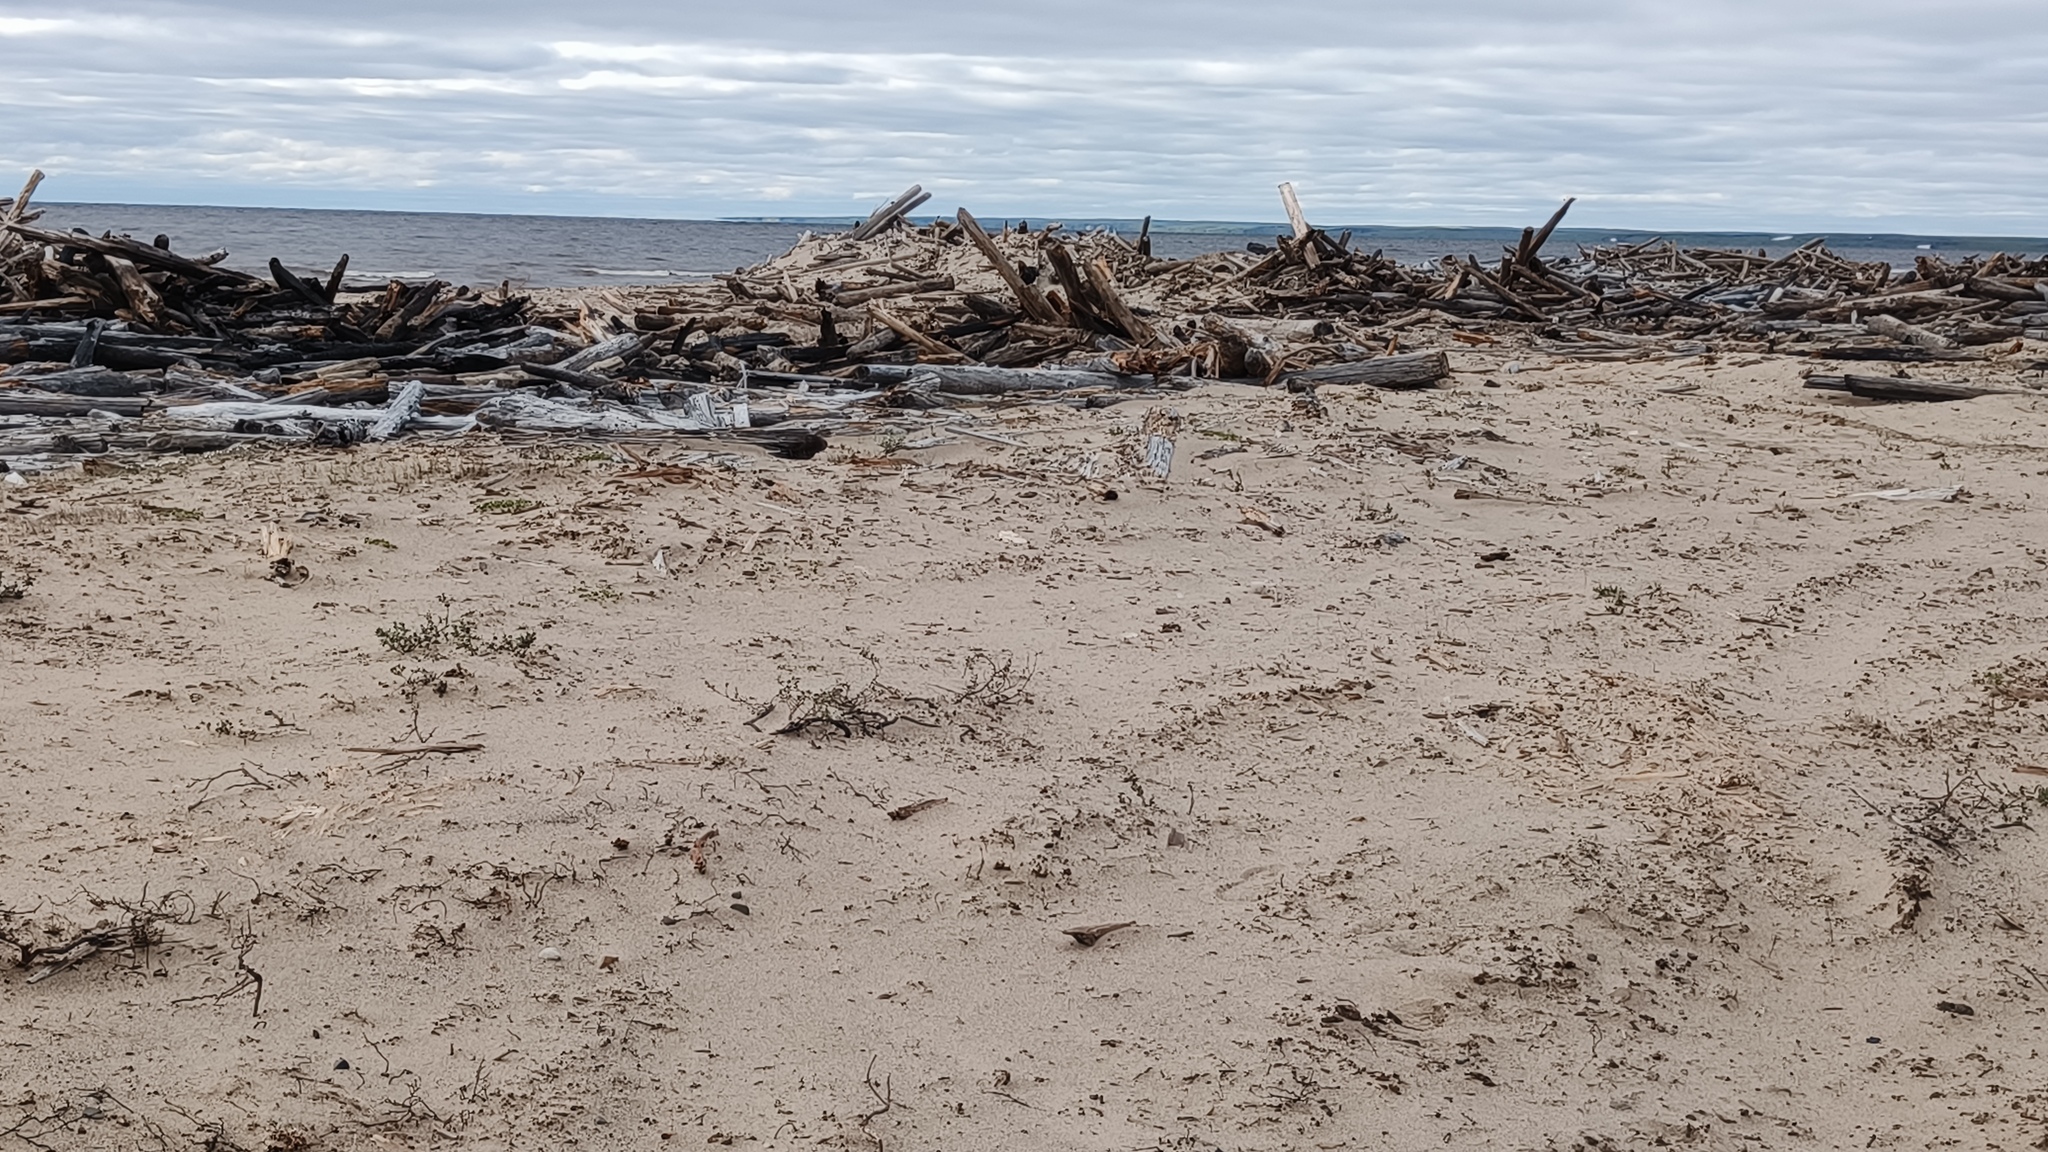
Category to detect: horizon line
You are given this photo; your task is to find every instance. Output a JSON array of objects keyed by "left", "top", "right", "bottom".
[{"left": 34, "top": 199, "right": 2048, "bottom": 244}]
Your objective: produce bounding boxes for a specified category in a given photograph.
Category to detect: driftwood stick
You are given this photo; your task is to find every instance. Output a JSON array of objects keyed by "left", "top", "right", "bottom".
[
  {"left": 829, "top": 276, "right": 955, "bottom": 306},
  {"left": 858, "top": 363, "right": 1150, "bottom": 393},
  {"left": 1462, "top": 258, "right": 1548, "bottom": 322},
  {"left": 0, "top": 296, "right": 89, "bottom": 315},
  {"left": 868, "top": 305, "right": 966, "bottom": 362}
]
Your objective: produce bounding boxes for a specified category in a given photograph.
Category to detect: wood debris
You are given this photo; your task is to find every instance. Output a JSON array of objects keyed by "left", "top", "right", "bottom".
[{"left": 7, "top": 172, "right": 2046, "bottom": 470}]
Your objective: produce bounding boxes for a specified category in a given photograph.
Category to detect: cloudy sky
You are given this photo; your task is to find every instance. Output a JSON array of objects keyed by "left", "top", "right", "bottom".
[{"left": 2, "top": 1, "right": 2043, "bottom": 232}]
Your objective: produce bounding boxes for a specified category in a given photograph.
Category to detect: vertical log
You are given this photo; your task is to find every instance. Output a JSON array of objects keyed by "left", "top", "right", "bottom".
[
  {"left": 1278, "top": 182, "right": 1311, "bottom": 240},
  {"left": 324, "top": 254, "right": 350, "bottom": 302}
]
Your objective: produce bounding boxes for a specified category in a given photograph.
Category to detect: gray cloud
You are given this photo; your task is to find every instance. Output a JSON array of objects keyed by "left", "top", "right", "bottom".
[{"left": 2, "top": 1, "right": 2044, "bottom": 231}]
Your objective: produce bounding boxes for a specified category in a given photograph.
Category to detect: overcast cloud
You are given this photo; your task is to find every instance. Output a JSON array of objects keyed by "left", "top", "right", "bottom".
[{"left": 2, "top": 1, "right": 2043, "bottom": 231}]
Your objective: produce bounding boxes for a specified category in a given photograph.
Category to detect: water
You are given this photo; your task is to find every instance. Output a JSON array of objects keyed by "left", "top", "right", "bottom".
[{"left": 33, "top": 202, "right": 2048, "bottom": 289}]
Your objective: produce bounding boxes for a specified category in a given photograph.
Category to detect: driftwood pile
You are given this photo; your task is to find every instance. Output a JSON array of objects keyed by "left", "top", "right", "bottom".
[{"left": 6, "top": 169, "right": 2047, "bottom": 469}]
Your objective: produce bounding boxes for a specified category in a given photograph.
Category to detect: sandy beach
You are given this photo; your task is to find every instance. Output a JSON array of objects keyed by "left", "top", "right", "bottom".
[{"left": 5, "top": 340, "right": 2048, "bottom": 1150}]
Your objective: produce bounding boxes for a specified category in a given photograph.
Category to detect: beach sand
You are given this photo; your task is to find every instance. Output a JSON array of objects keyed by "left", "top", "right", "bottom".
[{"left": 4, "top": 346, "right": 2047, "bottom": 1149}]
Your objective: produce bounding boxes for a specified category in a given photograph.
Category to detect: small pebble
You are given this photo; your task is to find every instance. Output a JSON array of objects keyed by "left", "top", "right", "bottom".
[
  {"left": 538, "top": 946, "right": 564, "bottom": 962},
  {"left": 334, "top": 1058, "right": 350, "bottom": 1071}
]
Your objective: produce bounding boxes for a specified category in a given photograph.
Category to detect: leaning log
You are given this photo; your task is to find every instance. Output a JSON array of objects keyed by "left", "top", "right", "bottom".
[
  {"left": 1278, "top": 351, "right": 1451, "bottom": 391},
  {"left": 954, "top": 209, "right": 1061, "bottom": 325}
]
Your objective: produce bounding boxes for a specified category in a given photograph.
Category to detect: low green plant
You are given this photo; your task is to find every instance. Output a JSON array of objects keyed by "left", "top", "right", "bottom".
[{"left": 375, "top": 599, "right": 539, "bottom": 659}]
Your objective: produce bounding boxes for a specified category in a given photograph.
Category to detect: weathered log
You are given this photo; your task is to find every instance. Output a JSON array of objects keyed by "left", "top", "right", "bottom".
[
  {"left": 1803, "top": 374, "right": 2030, "bottom": 402},
  {"left": 1278, "top": 182, "right": 1312, "bottom": 241},
  {"left": 367, "top": 380, "right": 426, "bottom": 441},
  {"left": 270, "top": 258, "right": 330, "bottom": 309},
  {"left": 6, "top": 366, "right": 153, "bottom": 396},
  {"left": 1279, "top": 351, "right": 1451, "bottom": 391},
  {"left": 1864, "top": 313, "right": 1955, "bottom": 350},
  {"left": 856, "top": 363, "right": 1150, "bottom": 393},
  {"left": 0, "top": 389, "right": 153, "bottom": 417}
]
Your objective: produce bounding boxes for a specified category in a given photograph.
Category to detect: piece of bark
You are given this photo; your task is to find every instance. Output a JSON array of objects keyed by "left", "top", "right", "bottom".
[
  {"left": 1062, "top": 922, "right": 1135, "bottom": 947},
  {"left": 1279, "top": 351, "right": 1450, "bottom": 391},
  {"left": 954, "top": 209, "right": 1061, "bottom": 325}
]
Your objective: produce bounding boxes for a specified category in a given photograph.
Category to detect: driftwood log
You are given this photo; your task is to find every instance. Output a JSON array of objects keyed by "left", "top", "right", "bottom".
[
  {"left": 1803, "top": 374, "right": 2035, "bottom": 403},
  {"left": 1280, "top": 351, "right": 1451, "bottom": 391}
]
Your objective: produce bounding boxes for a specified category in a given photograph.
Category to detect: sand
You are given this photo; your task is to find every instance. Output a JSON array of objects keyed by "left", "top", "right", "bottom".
[{"left": 4, "top": 347, "right": 2048, "bottom": 1151}]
